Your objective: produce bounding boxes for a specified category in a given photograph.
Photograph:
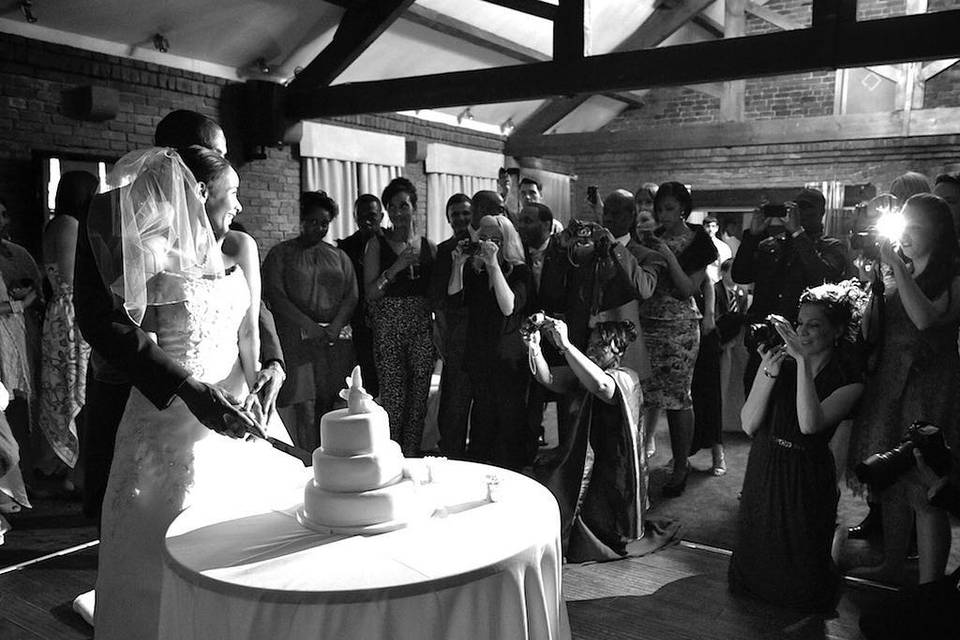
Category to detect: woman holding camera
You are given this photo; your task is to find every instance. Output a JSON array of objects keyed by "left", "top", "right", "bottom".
[
  {"left": 364, "top": 177, "right": 436, "bottom": 457},
  {"left": 729, "top": 281, "right": 866, "bottom": 612},
  {"left": 526, "top": 317, "right": 654, "bottom": 561},
  {"left": 448, "top": 215, "right": 533, "bottom": 470},
  {"left": 640, "top": 182, "right": 717, "bottom": 496},
  {"left": 846, "top": 193, "right": 960, "bottom": 585}
]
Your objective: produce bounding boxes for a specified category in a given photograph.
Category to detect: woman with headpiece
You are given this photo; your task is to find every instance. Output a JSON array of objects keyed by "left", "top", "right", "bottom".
[
  {"left": 729, "top": 280, "right": 867, "bottom": 612},
  {"left": 92, "top": 147, "right": 301, "bottom": 639},
  {"left": 525, "top": 316, "right": 672, "bottom": 561},
  {"left": 37, "top": 171, "right": 98, "bottom": 477},
  {"left": 448, "top": 215, "right": 533, "bottom": 470}
]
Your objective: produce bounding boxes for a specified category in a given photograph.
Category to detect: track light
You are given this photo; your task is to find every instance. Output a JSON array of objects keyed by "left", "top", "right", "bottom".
[
  {"left": 500, "top": 117, "right": 515, "bottom": 136},
  {"left": 256, "top": 57, "right": 271, "bottom": 74},
  {"left": 152, "top": 33, "right": 169, "bottom": 53},
  {"left": 20, "top": 1, "right": 37, "bottom": 23}
]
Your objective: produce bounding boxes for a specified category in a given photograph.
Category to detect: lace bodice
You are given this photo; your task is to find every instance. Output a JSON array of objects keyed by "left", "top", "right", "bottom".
[{"left": 148, "top": 267, "right": 249, "bottom": 384}]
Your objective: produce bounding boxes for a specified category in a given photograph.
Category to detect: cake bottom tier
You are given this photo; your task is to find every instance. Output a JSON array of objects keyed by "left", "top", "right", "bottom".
[{"left": 302, "top": 477, "right": 423, "bottom": 527}]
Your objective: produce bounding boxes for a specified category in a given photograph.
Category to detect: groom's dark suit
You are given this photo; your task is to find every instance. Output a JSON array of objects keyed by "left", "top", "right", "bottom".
[{"left": 75, "top": 190, "right": 284, "bottom": 520}]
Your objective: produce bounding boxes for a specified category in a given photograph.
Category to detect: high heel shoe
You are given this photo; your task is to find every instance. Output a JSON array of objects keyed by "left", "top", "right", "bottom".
[{"left": 848, "top": 502, "right": 882, "bottom": 540}]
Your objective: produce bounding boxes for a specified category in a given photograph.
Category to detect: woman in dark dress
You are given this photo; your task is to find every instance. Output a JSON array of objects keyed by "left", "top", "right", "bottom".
[
  {"left": 448, "top": 215, "right": 533, "bottom": 470},
  {"left": 729, "top": 281, "right": 866, "bottom": 612}
]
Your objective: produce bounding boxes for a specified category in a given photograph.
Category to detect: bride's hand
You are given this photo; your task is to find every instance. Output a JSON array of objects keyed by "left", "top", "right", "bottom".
[
  {"left": 242, "top": 393, "right": 266, "bottom": 431},
  {"left": 178, "top": 378, "right": 263, "bottom": 439},
  {"left": 250, "top": 362, "right": 285, "bottom": 421}
]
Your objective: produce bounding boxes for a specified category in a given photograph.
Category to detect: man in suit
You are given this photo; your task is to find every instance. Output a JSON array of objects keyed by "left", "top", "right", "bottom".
[
  {"left": 337, "top": 194, "right": 383, "bottom": 397},
  {"left": 76, "top": 110, "right": 286, "bottom": 521},
  {"left": 429, "top": 193, "right": 473, "bottom": 457}
]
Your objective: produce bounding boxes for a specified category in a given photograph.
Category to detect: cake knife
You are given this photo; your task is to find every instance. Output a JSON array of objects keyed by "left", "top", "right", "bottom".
[{"left": 247, "top": 430, "right": 312, "bottom": 466}]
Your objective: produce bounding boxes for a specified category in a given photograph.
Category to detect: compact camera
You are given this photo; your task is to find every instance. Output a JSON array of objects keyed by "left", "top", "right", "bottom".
[
  {"left": 855, "top": 421, "right": 953, "bottom": 491},
  {"left": 519, "top": 311, "right": 547, "bottom": 339},
  {"left": 457, "top": 239, "right": 483, "bottom": 256}
]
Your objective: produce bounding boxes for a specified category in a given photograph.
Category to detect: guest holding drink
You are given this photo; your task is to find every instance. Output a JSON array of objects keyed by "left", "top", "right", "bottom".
[{"left": 364, "top": 178, "right": 436, "bottom": 456}]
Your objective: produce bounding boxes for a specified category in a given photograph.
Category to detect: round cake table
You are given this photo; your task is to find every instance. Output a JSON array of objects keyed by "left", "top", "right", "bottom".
[{"left": 158, "top": 460, "right": 570, "bottom": 640}]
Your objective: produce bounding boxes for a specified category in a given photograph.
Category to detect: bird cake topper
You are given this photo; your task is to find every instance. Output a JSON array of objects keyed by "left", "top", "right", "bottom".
[{"left": 339, "top": 365, "right": 376, "bottom": 414}]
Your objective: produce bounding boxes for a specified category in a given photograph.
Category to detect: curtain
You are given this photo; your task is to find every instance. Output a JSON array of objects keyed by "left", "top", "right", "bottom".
[
  {"left": 302, "top": 158, "right": 400, "bottom": 243},
  {"left": 425, "top": 173, "right": 498, "bottom": 244}
]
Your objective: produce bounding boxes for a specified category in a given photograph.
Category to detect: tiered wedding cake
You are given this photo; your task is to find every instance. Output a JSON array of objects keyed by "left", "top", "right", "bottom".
[{"left": 300, "top": 367, "right": 425, "bottom": 531}]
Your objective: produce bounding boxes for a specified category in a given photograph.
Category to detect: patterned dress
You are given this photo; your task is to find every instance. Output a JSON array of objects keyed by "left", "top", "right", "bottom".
[
  {"left": 639, "top": 225, "right": 716, "bottom": 410},
  {"left": 38, "top": 263, "right": 90, "bottom": 468}
]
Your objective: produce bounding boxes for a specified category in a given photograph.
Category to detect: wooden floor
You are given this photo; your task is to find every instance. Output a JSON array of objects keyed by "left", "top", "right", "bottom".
[{"left": 0, "top": 537, "right": 890, "bottom": 640}]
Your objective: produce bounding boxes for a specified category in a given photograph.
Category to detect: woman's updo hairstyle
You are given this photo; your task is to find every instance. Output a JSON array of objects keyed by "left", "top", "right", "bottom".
[
  {"left": 381, "top": 176, "right": 418, "bottom": 210},
  {"left": 593, "top": 320, "right": 639, "bottom": 358},
  {"left": 798, "top": 280, "right": 869, "bottom": 344},
  {"left": 653, "top": 181, "right": 693, "bottom": 220},
  {"left": 177, "top": 145, "right": 233, "bottom": 187},
  {"left": 301, "top": 190, "right": 339, "bottom": 220}
]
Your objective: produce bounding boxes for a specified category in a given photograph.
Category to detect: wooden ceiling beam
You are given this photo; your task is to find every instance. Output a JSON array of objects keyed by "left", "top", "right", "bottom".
[
  {"left": 511, "top": 0, "right": 717, "bottom": 136},
  {"left": 504, "top": 106, "right": 960, "bottom": 155},
  {"left": 554, "top": 0, "right": 585, "bottom": 63},
  {"left": 289, "top": 0, "right": 415, "bottom": 90},
  {"left": 480, "top": 0, "right": 557, "bottom": 21},
  {"left": 286, "top": 10, "right": 960, "bottom": 119}
]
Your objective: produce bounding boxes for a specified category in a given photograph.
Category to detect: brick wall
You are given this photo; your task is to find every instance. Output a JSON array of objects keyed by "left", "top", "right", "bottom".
[
  {"left": 0, "top": 33, "right": 503, "bottom": 259},
  {"left": 563, "top": 135, "right": 960, "bottom": 217}
]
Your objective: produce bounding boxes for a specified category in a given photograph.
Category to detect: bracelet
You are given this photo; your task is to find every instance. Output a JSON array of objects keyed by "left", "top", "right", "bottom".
[
  {"left": 9, "top": 300, "right": 23, "bottom": 314},
  {"left": 762, "top": 368, "right": 777, "bottom": 379},
  {"left": 376, "top": 275, "right": 390, "bottom": 291}
]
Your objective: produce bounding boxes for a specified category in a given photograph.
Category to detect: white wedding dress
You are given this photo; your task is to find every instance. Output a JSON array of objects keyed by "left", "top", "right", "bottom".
[{"left": 94, "top": 267, "right": 302, "bottom": 640}]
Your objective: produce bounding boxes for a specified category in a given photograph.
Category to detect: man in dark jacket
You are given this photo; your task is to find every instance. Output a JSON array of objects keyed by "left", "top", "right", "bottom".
[{"left": 732, "top": 187, "right": 848, "bottom": 390}]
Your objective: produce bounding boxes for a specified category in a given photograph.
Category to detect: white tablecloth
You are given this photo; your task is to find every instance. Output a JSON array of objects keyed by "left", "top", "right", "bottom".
[{"left": 159, "top": 461, "right": 570, "bottom": 640}]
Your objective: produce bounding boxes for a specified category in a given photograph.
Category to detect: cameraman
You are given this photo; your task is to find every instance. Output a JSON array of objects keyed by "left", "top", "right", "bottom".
[
  {"left": 859, "top": 448, "right": 960, "bottom": 640},
  {"left": 732, "top": 188, "right": 848, "bottom": 391}
]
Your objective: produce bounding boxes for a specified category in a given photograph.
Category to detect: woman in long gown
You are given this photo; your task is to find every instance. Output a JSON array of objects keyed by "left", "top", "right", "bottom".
[
  {"left": 526, "top": 317, "right": 647, "bottom": 561},
  {"left": 729, "top": 281, "right": 866, "bottom": 612},
  {"left": 94, "top": 147, "right": 302, "bottom": 640},
  {"left": 38, "top": 170, "right": 98, "bottom": 471}
]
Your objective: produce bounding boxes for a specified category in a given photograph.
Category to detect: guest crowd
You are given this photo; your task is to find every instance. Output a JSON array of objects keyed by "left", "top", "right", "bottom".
[{"left": 1, "top": 108, "right": 960, "bottom": 639}]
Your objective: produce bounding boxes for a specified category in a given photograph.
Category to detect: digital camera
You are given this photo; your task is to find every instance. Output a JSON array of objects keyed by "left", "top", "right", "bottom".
[
  {"left": 855, "top": 421, "right": 953, "bottom": 491},
  {"left": 743, "top": 317, "right": 784, "bottom": 352},
  {"left": 457, "top": 239, "right": 482, "bottom": 256},
  {"left": 519, "top": 311, "right": 547, "bottom": 339}
]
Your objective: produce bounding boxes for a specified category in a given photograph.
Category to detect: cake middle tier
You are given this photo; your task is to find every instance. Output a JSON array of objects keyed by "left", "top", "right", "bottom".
[{"left": 313, "top": 440, "right": 404, "bottom": 492}]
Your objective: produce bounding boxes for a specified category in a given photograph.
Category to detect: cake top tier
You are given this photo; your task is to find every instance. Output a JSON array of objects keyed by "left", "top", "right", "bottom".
[{"left": 339, "top": 365, "right": 377, "bottom": 415}]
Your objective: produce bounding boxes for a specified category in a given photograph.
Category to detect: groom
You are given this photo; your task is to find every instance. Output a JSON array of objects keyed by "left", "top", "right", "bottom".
[{"left": 76, "top": 110, "right": 286, "bottom": 521}]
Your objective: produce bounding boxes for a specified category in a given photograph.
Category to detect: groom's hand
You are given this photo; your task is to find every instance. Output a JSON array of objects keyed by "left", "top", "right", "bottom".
[{"left": 177, "top": 377, "right": 262, "bottom": 439}]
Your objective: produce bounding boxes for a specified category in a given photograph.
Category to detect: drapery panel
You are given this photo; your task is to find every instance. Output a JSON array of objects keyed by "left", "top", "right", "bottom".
[
  {"left": 302, "top": 158, "right": 400, "bottom": 242},
  {"left": 425, "top": 173, "right": 498, "bottom": 244}
]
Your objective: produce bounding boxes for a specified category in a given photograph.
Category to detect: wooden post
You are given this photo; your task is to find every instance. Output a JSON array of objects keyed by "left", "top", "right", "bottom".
[{"left": 721, "top": 0, "right": 746, "bottom": 122}]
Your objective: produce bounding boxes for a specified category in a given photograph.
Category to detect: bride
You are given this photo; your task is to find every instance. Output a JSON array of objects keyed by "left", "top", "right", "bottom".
[{"left": 91, "top": 146, "right": 302, "bottom": 639}]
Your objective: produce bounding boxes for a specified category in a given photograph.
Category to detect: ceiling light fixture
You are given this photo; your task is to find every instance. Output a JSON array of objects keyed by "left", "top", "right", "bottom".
[
  {"left": 256, "top": 57, "right": 271, "bottom": 74},
  {"left": 456, "top": 107, "right": 474, "bottom": 125},
  {"left": 152, "top": 33, "right": 169, "bottom": 53},
  {"left": 19, "top": 0, "right": 37, "bottom": 23},
  {"left": 500, "top": 117, "right": 515, "bottom": 136}
]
